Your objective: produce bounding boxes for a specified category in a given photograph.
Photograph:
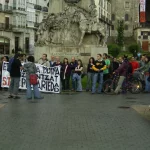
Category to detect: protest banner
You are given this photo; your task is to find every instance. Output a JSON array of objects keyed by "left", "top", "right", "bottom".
[{"left": 1, "top": 62, "right": 61, "bottom": 93}]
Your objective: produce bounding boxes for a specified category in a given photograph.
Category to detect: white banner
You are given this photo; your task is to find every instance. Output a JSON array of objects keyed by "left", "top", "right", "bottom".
[
  {"left": 1, "top": 62, "right": 61, "bottom": 93},
  {"left": 140, "top": 0, "right": 146, "bottom": 12}
]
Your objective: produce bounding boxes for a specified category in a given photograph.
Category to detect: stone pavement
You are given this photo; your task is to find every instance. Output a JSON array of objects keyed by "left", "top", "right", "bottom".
[{"left": 0, "top": 91, "right": 150, "bottom": 150}]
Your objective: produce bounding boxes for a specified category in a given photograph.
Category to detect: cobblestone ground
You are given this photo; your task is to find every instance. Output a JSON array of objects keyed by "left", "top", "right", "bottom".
[{"left": 0, "top": 91, "right": 150, "bottom": 150}]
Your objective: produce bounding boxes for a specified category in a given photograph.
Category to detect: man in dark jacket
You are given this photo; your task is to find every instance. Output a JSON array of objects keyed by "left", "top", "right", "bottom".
[
  {"left": 114, "top": 56, "right": 129, "bottom": 94},
  {"left": 8, "top": 54, "right": 22, "bottom": 99}
]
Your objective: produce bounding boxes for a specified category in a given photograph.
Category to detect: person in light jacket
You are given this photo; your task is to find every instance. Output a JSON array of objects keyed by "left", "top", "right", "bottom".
[{"left": 24, "top": 56, "right": 43, "bottom": 100}]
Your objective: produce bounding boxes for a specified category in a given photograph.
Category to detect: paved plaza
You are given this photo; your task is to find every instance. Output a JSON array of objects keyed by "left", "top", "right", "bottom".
[{"left": 0, "top": 91, "right": 150, "bottom": 150}]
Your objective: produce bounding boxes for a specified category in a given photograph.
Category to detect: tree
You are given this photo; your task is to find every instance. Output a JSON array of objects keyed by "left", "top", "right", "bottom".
[
  {"left": 116, "top": 20, "right": 124, "bottom": 48},
  {"left": 108, "top": 44, "right": 121, "bottom": 58},
  {"left": 128, "top": 44, "right": 140, "bottom": 56}
]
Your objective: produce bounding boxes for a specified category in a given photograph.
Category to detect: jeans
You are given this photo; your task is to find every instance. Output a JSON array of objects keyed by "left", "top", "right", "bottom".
[
  {"left": 92, "top": 72, "right": 103, "bottom": 93},
  {"left": 115, "top": 76, "right": 125, "bottom": 93},
  {"left": 71, "top": 72, "right": 74, "bottom": 89},
  {"left": 72, "top": 73, "right": 82, "bottom": 91},
  {"left": 26, "top": 79, "right": 42, "bottom": 99},
  {"left": 86, "top": 72, "right": 93, "bottom": 90},
  {"left": 9, "top": 77, "right": 20, "bottom": 95},
  {"left": 145, "top": 75, "right": 150, "bottom": 92}
]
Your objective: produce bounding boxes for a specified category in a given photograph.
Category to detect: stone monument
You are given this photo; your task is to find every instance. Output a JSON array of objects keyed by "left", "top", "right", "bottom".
[{"left": 35, "top": 0, "right": 108, "bottom": 63}]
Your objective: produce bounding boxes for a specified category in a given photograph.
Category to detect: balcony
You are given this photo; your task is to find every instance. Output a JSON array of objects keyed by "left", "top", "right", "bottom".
[
  {"left": 34, "top": 5, "right": 42, "bottom": 11},
  {"left": 12, "top": 25, "right": 25, "bottom": 32},
  {"left": 4, "top": 5, "right": 13, "bottom": 13},
  {"left": 42, "top": 7, "right": 48, "bottom": 12},
  {"left": 133, "top": 22, "right": 150, "bottom": 30},
  {"left": 0, "top": 23, "right": 13, "bottom": 31}
]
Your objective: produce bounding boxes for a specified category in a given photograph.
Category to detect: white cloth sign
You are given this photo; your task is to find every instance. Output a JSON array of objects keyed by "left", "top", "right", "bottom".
[{"left": 1, "top": 62, "right": 61, "bottom": 93}]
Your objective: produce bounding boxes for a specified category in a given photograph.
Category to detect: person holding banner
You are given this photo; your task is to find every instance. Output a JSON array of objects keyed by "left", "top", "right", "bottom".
[
  {"left": 8, "top": 54, "right": 22, "bottom": 99},
  {"left": 24, "top": 56, "right": 43, "bottom": 100},
  {"left": 38, "top": 54, "right": 50, "bottom": 67}
]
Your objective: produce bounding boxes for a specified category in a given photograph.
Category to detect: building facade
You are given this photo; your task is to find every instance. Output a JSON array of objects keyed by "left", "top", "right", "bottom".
[
  {"left": 133, "top": 0, "right": 150, "bottom": 51},
  {"left": 96, "top": 0, "right": 112, "bottom": 36},
  {"left": 111, "top": 0, "right": 136, "bottom": 37},
  {"left": 0, "top": 0, "right": 48, "bottom": 55},
  {"left": 0, "top": 0, "right": 13, "bottom": 54}
]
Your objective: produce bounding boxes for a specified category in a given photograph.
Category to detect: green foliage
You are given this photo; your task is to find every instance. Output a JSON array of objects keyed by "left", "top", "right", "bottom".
[
  {"left": 108, "top": 44, "right": 121, "bottom": 57},
  {"left": 128, "top": 44, "right": 140, "bottom": 55},
  {"left": 117, "top": 20, "right": 124, "bottom": 47}
]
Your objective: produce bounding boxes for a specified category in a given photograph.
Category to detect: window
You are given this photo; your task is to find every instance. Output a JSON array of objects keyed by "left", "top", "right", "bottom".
[
  {"left": 112, "top": 14, "right": 115, "bottom": 21},
  {"left": 25, "top": 37, "right": 29, "bottom": 53},
  {"left": 125, "top": 14, "right": 129, "bottom": 21},
  {"left": 5, "top": 17, "right": 9, "bottom": 29},
  {"left": 125, "top": 2, "right": 130, "bottom": 8},
  {"left": 0, "top": 37, "right": 10, "bottom": 54},
  {"left": 35, "top": 14, "right": 38, "bottom": 23},
  {"left": 124, "top": 25, "right": 128, "bottom": 30},
  {"left": 111, "top": 25, "right": 114, "bottom": 30}
]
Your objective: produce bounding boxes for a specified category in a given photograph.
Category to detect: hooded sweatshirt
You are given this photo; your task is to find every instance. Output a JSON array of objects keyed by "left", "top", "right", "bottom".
[{"left": 24, "top": 62, "right": 37, "bottom": 79}]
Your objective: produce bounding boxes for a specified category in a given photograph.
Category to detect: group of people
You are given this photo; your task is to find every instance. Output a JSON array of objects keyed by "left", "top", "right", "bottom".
[
  {"left": 37, "top": 53, "right": 150, "bottom": 94},
  {"left": 0, "top": 52, "right": 150, "bottom": 100},
  {"left": 0, "top": 54, "right": 43, "bottom": 100}
]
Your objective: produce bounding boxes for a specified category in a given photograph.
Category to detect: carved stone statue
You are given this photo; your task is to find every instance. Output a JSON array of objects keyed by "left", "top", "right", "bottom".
[{"left": 35, "top": 0, "right": 107, "bottom": 47}]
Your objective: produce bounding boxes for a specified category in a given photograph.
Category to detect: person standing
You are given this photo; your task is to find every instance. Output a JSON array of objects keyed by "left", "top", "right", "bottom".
[
  {"left": 103, "top": 53, "right": 110, "bottom": 81},
  {"left": 8, "top": 54, "right": 22, "bottom": 99},
  {"left": 24, "top": 56, "right": 43, "bottom": 100},
  {"left": 130, "top": 57, "right": 139, "bottom": 74},
  {"left": 112, "top": 58, "right": 119, "bottom": 72},
  {"left": 38, "top": 54, "right": 50, "bottom": 67},
  {"left": 70, "top": 57, "right": 77, "bottom": 90},
  {"left": 86, "top": 57, "right": 95, "bottom": 91},
  {"left": 72, "top": 59, "right": 83, "bottom": 92},
  {"left": 136, "top": 56, "right": 150, "bottom": 93},
  {"left": 53, "top": 56, "right": 61, "bottom": 66},
  {"left": 61, "top": 58, "right": 71, "bottom": 91},
  {"left": 92, "top": 54, "right": 106, "bottom": 94},
  {"left": 49, "top": 56, "right": 55, "bottom": 67},
  {"left": 139, "top": 55, "right": 146, "bottom": 67}
]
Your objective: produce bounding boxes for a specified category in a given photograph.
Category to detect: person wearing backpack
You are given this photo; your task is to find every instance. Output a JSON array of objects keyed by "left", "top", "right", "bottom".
[
  {"left": 24, "top": 56, "right": 43, "bottom": 100},
  {"left": 8, "top": 54, "right": 22, "bottom": 99}
]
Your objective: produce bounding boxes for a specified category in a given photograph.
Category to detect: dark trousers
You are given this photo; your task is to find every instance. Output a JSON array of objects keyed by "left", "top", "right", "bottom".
[
  {"left": 103, "top": 73, "right": 110, "bottom": 81},
  {"left": 61, "top": 75, "right": 70, "bottom": 90}
]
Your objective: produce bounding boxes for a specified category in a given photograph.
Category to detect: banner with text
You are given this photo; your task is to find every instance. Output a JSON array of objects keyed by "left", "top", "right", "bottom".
[
  {"left": 140, "top": 0, "right": 146, "bottom": 23},
  {"left": 1, "top": 62, "right": 61, "bottom": 93}
]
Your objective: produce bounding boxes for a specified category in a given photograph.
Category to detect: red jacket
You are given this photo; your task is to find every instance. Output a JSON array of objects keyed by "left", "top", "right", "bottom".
[{"left": 130, "top": 61, "right": 139, "bottom": 73}]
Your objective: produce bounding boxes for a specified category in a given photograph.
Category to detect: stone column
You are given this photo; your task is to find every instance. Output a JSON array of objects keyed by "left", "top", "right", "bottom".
[{"left": 48, "top": 0, "right": 63, "bottom": 14}]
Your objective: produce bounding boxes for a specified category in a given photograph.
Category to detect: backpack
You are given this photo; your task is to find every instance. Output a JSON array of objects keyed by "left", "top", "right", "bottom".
[
  {"left": 7, "top": 57, "right": 14, "bottom": 72},
  {"left": 29, "top": 74, "right": 38, "bottom": 85}
]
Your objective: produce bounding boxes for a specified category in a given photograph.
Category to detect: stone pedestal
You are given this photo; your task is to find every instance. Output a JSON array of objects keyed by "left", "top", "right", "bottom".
[{"left": 35, "top": 45, "right": 108, "bottom": 65}]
